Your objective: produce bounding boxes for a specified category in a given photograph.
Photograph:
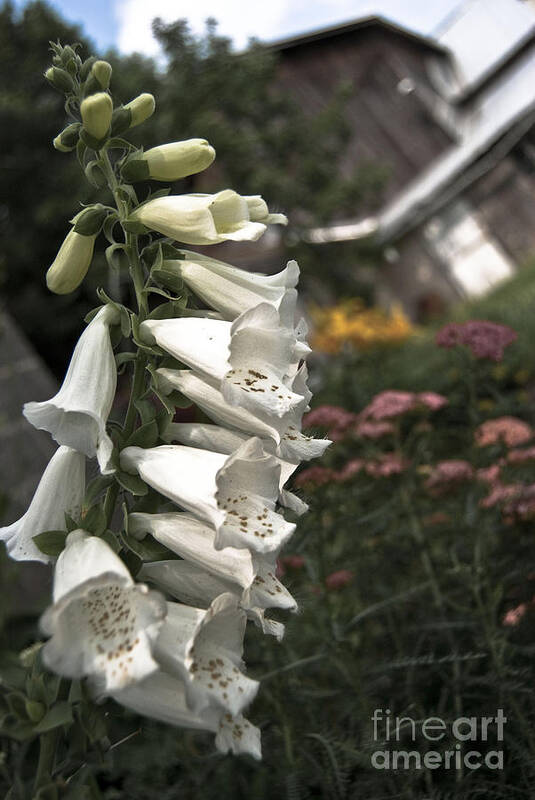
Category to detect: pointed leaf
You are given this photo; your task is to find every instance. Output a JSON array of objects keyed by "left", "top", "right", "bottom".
[
  {"left": 33, "top": 531, "right": 67, "bottom": 557},
  {"left": 124, "top": 420, "right": 159, "bottom": 449},
  {"left": 33, "top": 701, "right": 73, "bottom": 733},
  {"left": 115, "top": 471, "right": 148, "bottom": 496}
]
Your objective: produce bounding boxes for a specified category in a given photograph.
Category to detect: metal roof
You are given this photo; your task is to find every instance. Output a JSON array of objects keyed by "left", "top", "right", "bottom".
[{"left": 430, "top": 0, "right": 535, "bottom": 101}]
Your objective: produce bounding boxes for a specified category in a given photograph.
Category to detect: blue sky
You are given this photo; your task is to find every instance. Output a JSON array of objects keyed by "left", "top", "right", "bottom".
[{"left": 15, "top": 0, "right": 461, "bottom": 55}]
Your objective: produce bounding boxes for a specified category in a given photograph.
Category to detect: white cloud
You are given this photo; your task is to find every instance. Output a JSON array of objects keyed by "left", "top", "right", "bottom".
[{"left": 114, "top": 0, "right": 368, "bottom": 56}]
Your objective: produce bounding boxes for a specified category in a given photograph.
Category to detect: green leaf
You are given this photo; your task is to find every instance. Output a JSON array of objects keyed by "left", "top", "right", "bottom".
[
  {"left": 121, "top": 531, "right": 175, "bottom": 562},
  {"left": 121, "top": 158, "right": 150, "bottom": 183},
  {"left": 84, "top": 474, "right": 114, "bottom": 506},
  {"left": 134, "top": 397, "right": 156, "bottom": 425},
  {"left": 122, "top": 219, "right": 148, "bottom": 235},
  {"left": 115, "top": 351, "right": 136, "bottom": 371},
  {"left": 105, "top": 243, "right": 129, "bottom": 273},
  {"left": 116, "top": 184, "right": 139, "bottom": 206},
  {"left": 124, "top": 419, "right": 159, "bottom": 449},
  {"left": 32, "top": 531, "right": 67, "bottom": 557},
  {"left": 84, "top": 305, "right": 105, "bottom": 324},
  {"left": 101, "top": 529, "right": 121, "bottom": 553},
  {"left": 120, "top": 308, "right": 132, "bottom": 338},
  {"left": 68, "top": 680, "right": 83, "bottom": 704},
  {"left": 115, "top": 471, "right": 148, "bottom": 497},
  {"left": 151, "top": 267, "right": 185, "bottom": 294},
  {"left": 81, "top": 504, "right": 106, "bottom": 536},
  {"left": 143, "top": 286, "right": 184, "bottom": 302},
  {"left": 147, "top": 298, "right": 188, "bottom": 320},
  {"left": 6, "top": 692, "right": 27, "bottom": 720},
  {"left": 103, "top": 214, "right": 121, "bottom": 245},
  {"left": 84, "top": 160, "right": 107, "bottom": 189},
  {"left": 65, "top": 513, "right": 78, "bottom": 532},
  {"left": 33, "top": 701, "right": 73, "bottom": 733}
]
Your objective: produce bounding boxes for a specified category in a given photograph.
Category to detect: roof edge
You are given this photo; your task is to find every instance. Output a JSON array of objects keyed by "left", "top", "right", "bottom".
[{"left": 265, "top": 14, "right": 449, "bottom": 55}]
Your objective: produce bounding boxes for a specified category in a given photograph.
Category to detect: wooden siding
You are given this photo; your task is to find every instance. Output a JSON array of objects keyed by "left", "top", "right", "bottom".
[{"left": 276, "top": 26, "right": 453, "bottom": 206}]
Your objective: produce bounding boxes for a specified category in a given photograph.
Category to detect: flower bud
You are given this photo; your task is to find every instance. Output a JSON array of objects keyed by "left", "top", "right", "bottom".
[
  {"left": 53, "top": 122, "right": 81, "bottom": 152},
  {"left": 141, "top": 139, "right": 216, "bottom": 182},
  {"left": 80, "top": 92, "right": 113, "bottom": 141},
  {"left": 91, "top": 60, "right": 112, "bottom": 90},
  {"left": 45, "top": 66, "right": 74, "bottom": 93},
  {"left": 46, "top": 228, "right": 97, "bottom": 295},
  {"left": 123, "top": 93, "right": 155, "bottom": 128},
  {"left": 80, "top": 56, "right": 97, "bottom": 81}
]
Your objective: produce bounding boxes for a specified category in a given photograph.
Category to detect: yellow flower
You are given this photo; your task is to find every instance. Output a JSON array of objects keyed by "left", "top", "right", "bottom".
[{"left": 310, "top": 299, "right": 413, "bottom": 354}]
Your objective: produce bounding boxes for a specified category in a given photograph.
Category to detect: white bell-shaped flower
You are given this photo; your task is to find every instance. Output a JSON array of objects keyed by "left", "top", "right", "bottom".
[
  {"left": 158, "top": 367, "right": 330, "bottom": 465},
  {"left": 153, "top": 594, "right": 259, "bottom": 716},
  {"left": 40, "top": 530, "right": 166, "bottom": 694},
  {"left": 23, "top": 305, "right": 119, "bottom": 474},
  {"left": 141, "top": 560, "right": 287, "bottom": 640},
  {"left": 0, "top": 446, "right": 85, "bottom": 564},
  {"left": 120, "top": 438, "right": 295, "bottom": 555},
  {"left": 163, "top": 255, "right": 298, "bottom": 324},
  {"left": 111, "top": 669, "right": 262, "bottom": 759},
  {"left": 141, "top": 303, "right": 307, "bottom": 419},
  {"left": 130, "top": 512, "right": 297, "bottom": 638},
  {"left": 130, "top": 190, "right": 269, "bottom": 245},
  {"left": 160, "top": 420, "right": 309, "bottom": 515}
]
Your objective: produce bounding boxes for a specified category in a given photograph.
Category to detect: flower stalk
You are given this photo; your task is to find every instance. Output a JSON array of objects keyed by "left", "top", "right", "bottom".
[{"left": 2, "top": 40, "right": 328, "bottom": 788}]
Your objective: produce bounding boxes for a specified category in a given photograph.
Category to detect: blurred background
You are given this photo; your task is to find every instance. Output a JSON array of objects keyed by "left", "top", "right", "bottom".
[{"left": 4, "top": 1, "right": 535, "bottom": 797}]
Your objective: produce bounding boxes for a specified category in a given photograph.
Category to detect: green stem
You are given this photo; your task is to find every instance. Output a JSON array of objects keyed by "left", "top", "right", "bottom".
[{"left": 34, "top": 730, "right": 57, "bottom": 793}]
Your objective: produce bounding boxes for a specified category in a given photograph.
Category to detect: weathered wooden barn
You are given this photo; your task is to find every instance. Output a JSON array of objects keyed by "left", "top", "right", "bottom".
[{"left": 254, "top": 0, "right": 535, "bottom": 317}]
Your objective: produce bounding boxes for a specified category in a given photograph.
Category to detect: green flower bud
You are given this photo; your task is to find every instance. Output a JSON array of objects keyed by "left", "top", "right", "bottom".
[
  {"left": 46, "top": 228, "right": 97, "bottom": 294},
  {"left": 80, "top": 56, "right": 97, "bottom": 80},
  {"left": 110, "top": 106, "right": 132, "bottom": 136},
  {"left": 45, "top": 66, "right": 74, "bottom": 93},
  {"left": 53, "top": 122, "right": 81, "bottom": 152},
  {"left": 140, "top": 139, "right": 216, "bottom": 181},
  {"left": 91, "top": 60, "right": 112, "bottom": 90},
  {"left": 71, "top": 204, "right": 108, "bottom": 236},
  {"left": 25, "top": 700, "right": 45, "bottom": 723},
  {"left": 80, "top": 92, "right": 113, "bottom": 141},
  {"left": 123, "top": 93, "right": 155, "bottom": 128}
]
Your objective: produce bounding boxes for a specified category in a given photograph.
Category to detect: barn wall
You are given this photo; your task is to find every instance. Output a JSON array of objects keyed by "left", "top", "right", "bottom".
[{"left": 276, "top": 26, "right": 453, "bottom": 206}]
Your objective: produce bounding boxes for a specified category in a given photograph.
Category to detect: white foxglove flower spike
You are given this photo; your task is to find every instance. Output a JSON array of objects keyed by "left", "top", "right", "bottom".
[
  {"left": 141, "top": 303, "right": 307, "bottom": 419},
  {"left": 0, "top": 446, "right": 85, "bottom": 563},
  {"left": 158, "top": 368, "right": 330, "bottom": 466},
  {"left": 23, "top": 305, "right": 119, "bottom": 474},
  {"left": 163, "top": 255, "right": 298, "bottom": 324},
  {"left": 131, "top": 512, "right": 298, "bottom": 637},
  {"left": 120, "top": 438, "right": 295, "bottom": 555},
  {"left": 130, "top": 190, "right": 268, "bottom": 245},
  {"left": 153, "top": 595, "right": 259, "bottom": 716},
  {"left": 140, "top": 560, "right": 287, "bottom": 641},
  {"left": 112, "top": 669, "right": 262, "bottom": 759},
  {"left": 40, "top": 530, "right": 166, "bottom": 694}
]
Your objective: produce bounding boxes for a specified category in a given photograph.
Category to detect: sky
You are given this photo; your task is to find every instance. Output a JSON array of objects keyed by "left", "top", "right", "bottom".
[{"left": 15, "top": 0, "right": 463, "bottom": 56}]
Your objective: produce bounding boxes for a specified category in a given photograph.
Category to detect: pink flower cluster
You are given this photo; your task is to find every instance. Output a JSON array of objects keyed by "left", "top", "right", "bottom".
[
  {"left": 360, "top": 390, "right": 447, "bottom": 422},
  {"left": 294, "top": 453, "right": 408, "bottom": 489},
  {"left": 424, "top": 460, "right": 474, "bottom": 494},
  {"left": 303, "top": 391, "right": 447, "bottom": 444},
  {"left": 475, "top": 417, "right": 532, "bottom": 448},
  {"left": 436, "top": 321, "right": 517, "bottom": 362}
]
